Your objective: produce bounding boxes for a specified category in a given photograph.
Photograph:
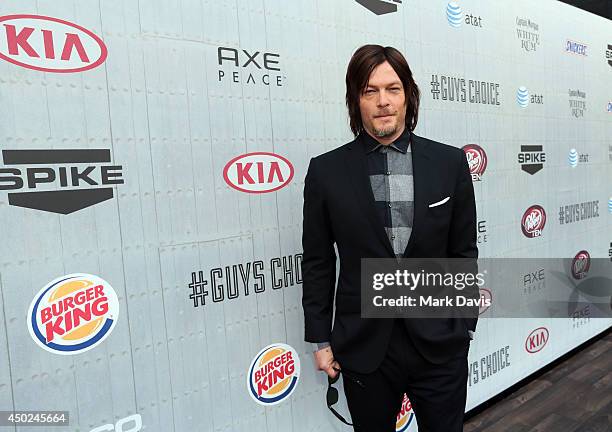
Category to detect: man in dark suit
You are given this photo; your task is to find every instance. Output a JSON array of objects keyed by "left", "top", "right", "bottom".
[{"left": 301, "top": 45, "right": 478, "bottom": 431}]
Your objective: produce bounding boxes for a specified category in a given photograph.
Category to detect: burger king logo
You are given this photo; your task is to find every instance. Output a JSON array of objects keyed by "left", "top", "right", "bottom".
[
  {"left": 27, "top": 274, "right": 119, "bottom": 354},
  {"left": 571, "top": 250, "right": 590, "bottom": 280},
  {"left": 247, "top": 343, "right": 300, "bottom": 405},
  {"left": 396, "top": 393, "right": 415, "bottom": 431},
  {"left": 462, "top": 144, "right": 487, "bottom": 181},
  {"left": 521, "top": 205, "right": 546, "bottom": 238}
]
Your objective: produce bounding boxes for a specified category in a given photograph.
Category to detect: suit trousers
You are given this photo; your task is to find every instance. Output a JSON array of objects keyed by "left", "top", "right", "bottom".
[{"left": 342, "top": 318, "right": 469, "bottom": 432}]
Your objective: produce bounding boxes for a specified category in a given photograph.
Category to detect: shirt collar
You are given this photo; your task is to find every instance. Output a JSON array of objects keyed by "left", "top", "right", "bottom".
[{"left": 362, "top": 127, "right": 411, "bottom": 154}]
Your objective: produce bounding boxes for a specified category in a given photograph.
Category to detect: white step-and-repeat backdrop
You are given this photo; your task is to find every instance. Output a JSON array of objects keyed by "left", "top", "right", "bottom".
[{"left": 0, "top": 0, "right": 611, "bottom": 431}]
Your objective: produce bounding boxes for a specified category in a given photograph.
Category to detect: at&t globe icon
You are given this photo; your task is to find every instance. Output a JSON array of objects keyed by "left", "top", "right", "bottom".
[
  {"left": 568, "top": 148, "right": 578, "bottom": 167},
  {"left": 447, "top": 2, "right": 463, "bottom": 27},
  {"left": 517, "top": 87, "right": 529, "bottom": 108}
]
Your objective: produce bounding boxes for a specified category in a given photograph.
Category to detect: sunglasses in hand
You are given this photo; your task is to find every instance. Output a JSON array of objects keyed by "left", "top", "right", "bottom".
[{"left": 326, "top": 366, "right": 365, "bottom": 426}]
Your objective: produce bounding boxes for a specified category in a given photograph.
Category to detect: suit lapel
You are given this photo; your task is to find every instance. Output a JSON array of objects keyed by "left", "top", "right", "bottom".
[
  {"left": 344, "top": 134, "right": 395, "bottom": 257},
  {"left": 403, "top": 133, "right": 431, "bottom": 257}
]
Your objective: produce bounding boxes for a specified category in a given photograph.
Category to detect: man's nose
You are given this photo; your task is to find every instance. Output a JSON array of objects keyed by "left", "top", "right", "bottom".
[{"left": 377, "top": 90, "right": 390, "bottom": 107}]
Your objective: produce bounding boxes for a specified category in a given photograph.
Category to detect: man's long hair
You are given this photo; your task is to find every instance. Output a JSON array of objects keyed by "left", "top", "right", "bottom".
[{"left": 345, "top": 45, "right": 420, "bottom": 136}]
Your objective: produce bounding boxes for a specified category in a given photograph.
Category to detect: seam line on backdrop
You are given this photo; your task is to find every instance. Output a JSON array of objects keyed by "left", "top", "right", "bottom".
[{"left": 98, "top": 0, "right": 140, "bottom": 422}]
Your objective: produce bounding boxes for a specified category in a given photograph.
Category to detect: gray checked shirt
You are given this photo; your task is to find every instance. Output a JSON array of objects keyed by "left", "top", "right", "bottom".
[{"left": 363, "top": 127, "right": 414, "bottom": 257}]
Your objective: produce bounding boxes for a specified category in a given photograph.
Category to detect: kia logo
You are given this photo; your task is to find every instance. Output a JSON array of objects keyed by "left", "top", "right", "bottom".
[
  {"left": 0, "top": 14, "right": 107, "bottom": 73},
  {"left": 223, "top": 152, "right": 294, "bottom": 194},
  {"left": 525, "top": 327, "right": 549, "bottom": 353}
]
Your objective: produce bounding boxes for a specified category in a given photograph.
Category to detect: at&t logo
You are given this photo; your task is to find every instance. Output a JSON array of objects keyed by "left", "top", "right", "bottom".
[
  {"left": 446, "top": 2, "right": 463, "bottom": 27},
  {"left": 517, "top": 86, "right": 529, "bottom": 107},
  {"left": 568, "top": 148, "right": 578, "bottom": 167},
  {"left": 568, "top": 148, "right": 588, "bottom": 167},
  {"left": 517, "top": 86, "right": 543, "bottom": 108},
  {"left": 446, "top": 2, "right": 483, "bottom": 28}
]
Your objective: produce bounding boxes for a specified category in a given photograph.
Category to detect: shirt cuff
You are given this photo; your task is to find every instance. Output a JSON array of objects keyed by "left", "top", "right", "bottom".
[{"left": 312, "top": 341, "right": 330, "bottom": 352}]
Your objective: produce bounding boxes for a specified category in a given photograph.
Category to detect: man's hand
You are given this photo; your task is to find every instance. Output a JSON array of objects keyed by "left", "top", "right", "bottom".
[{"left": 314, "top": 346, "right": 340, "bottom": 379}]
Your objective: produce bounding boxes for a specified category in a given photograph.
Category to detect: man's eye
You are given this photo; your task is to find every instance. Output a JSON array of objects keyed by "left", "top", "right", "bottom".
[{"left": 365, "top": 89, "right": 376, "bottom": 94}]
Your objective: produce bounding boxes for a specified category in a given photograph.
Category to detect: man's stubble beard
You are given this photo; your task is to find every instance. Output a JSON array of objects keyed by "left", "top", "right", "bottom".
[{"left": 373, "top": 124, "right": 398, "bottom": 138}]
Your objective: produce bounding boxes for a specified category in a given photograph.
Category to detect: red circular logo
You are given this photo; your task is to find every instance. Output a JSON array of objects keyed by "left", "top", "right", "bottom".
[
  {"left": 571, "top": 250, "right": 590, "bottom": 279},
  {"left": 521, "top": 205, "right": 546, "bottom": 238},
  {"left": 462, "top": 144, "right": 487, "bottom": 181}
]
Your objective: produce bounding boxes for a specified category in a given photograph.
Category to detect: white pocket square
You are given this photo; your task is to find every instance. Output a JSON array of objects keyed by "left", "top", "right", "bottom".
[{"left": 428, "top": 196, "right": 450, "bottom": 208}]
